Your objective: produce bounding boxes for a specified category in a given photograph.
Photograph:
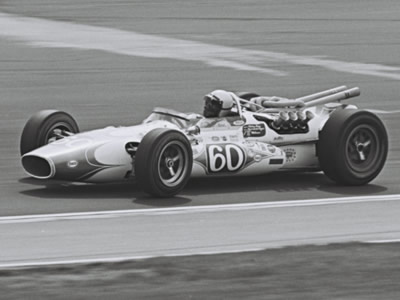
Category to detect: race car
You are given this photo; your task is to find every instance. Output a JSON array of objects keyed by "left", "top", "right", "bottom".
[{"left": 20, "top": 85, "right": 388, "bottom": 197}]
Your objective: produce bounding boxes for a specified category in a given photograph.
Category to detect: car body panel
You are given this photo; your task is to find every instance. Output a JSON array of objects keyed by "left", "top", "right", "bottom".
[{"left": 21, "top": 90, "right": 359, "bottom": 184}]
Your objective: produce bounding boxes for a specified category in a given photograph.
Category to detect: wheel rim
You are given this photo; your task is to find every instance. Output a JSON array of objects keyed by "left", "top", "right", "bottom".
[
  {"left": 45, "top": 122, "right": 75, "bottom": 144},
  {"left": 345, "top": 124, "right": 381, "bottom": 174},
  {"left": 157, "top": 141, "right": 189, "bottom": 187}
]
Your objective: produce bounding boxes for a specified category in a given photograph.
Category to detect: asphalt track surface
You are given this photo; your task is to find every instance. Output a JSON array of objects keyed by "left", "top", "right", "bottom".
[{"left": 0, "top": 0, "right": 400, "bottom": 265}]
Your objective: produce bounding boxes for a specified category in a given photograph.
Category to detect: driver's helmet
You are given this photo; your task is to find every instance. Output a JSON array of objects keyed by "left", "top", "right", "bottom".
[{"left": 203, "top": 90, "right": 235, "bottom": 118}]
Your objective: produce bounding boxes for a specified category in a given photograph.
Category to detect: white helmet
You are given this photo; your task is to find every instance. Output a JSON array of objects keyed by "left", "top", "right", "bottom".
[{"left": 203, "top": 90, "right": 235, "bottom": 117}]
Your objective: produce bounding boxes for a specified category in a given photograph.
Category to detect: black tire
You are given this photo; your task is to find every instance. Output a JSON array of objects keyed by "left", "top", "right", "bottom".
[
  {"left": 20, "top": 110, "right": 79, "bottom": 155},
  {"left": 318, "top": 109, "right": 388, "bottom": 185},
  {"left": 135, "top": 128, "right": 193, "bottom": 197},
  {"left": 235, "top": 92, "right": 260, "bottom": 100}
]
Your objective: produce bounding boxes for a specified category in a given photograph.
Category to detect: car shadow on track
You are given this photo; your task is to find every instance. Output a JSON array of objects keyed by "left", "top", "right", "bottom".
[
  {"left": 183, "top": 172, "right": 387, "bottom": 197},
  {"left": 19, "top": 172, "right": 387, "bottom": 207},
  {"left": 19, "top": 177, "right": 192, "bottom": 206}
]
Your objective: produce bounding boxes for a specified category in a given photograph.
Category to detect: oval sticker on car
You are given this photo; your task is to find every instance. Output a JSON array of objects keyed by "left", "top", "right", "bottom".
[{"left": 233, "top": 120, "right": 245, "bottom": 126}]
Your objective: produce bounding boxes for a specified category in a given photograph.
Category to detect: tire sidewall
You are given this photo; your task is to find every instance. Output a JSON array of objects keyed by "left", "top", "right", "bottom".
[
  {"left": 135, "top": 128, "right": 193, "bottom": 197},
  {"left": 20, "top": 110, "right": 79, "bottom": 155},
  {"left": 318, "top": 109, "right": 388, "bottom": 185}
]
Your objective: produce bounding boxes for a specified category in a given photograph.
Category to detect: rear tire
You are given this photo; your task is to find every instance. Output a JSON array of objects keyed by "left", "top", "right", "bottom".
[
  {"left": 236, "top": 92, "right": 260, "bottom": 100},
  {"left": 135, "top": 128, "right": 193, "bottom": 197},
  {"left": 20, "top": 110, "right": 79, "bottom": 155},
  {"left": 318, "top": 109, "right": 388, "bottom": 185}
]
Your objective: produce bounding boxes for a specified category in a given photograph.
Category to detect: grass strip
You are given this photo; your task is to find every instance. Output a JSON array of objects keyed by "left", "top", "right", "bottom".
[{"left": 1, "top": 242, "right": 400, "bottom": 299}]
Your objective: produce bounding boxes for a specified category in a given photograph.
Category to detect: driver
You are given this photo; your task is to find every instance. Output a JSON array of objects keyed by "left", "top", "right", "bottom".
[{"left": 203, "top": 90, "right": 235, "bottom": 118}]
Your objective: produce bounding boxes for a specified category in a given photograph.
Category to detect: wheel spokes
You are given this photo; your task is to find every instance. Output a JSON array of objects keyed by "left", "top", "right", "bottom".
[
  {"left": 346, "top": 125, "right": 380, "bottom": 173},
  {"left": 47, "top": 127, "right": 75, "bottom": 144},
  {"left": 159, "top": 144, "right": 185, "bottom": 184},
  {"left": 168, "top": 166, "right": 176, "bottom": 177},
  {"left": 356, "top": 148, "right": 366, "bottom": 161},
  {"left": 355, "top": 139, "right": 372, "bottom": 161}
]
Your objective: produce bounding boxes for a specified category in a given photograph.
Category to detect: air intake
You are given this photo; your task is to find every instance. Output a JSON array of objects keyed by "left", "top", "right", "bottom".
[{"left": 21, "top": 155, "right": 53, "bottom": 179}]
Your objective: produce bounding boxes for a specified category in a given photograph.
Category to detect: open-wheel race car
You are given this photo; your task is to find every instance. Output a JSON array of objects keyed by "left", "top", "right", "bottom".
[{"left": 20, "top": 85, "right": 388, "bottom": 197}]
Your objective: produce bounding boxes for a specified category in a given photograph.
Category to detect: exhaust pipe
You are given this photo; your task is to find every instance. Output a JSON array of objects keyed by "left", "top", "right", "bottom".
[
  {"left": 256, "top": 86, "right": 356, "bottom": 113},
  {"left": 303, "top": 87, "right": 360, "bottom": 108},
  {"left": 296, "top": 85, "right": 348, "bottom": 103}
]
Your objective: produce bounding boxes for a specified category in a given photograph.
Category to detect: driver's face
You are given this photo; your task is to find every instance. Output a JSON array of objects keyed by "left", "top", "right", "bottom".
[{"left": 203, "top": 96, "right": 222, "bottom": 118}]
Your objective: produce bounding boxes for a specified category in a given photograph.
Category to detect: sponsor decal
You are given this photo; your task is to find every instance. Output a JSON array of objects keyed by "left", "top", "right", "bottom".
[
  {"left": 67, "top": 160, "right": 78, "bottom": 168},
  {"left": 229, "top": 135, "right": 239, "bottom": 142},
  {"left": 267, "top": 144, "right": 276, "bottom": 153},
  {"left": 207, "top": 144, "right": 245, "bottom": 173},
  {"left": 246, "top": 141, "right": 256, "bottom": 147},
  {"left": 226, "top": 116, "right": 246, "bottom": 126},
  {"left": 274, "top": 136, "right": 284, "bottom": 141},
  {"left": 233, "top": 120, "right": 245, "bottom": 126},
  {"left": 284, "top": 148, "right": 297, "bottom": 163},
  {"left": 211, "top": 136, "right": 220, "bottom": 142},
  {"left": 243, "top": 124, "right": 266, "bottom": 138}
]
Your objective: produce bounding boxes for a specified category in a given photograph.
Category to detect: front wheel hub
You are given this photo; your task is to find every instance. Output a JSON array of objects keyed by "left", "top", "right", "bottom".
[
  {"left": 346, "top": 124, "right": 379, "bottom": 173},
  {"left": 158, "top": 141, "right": 188, "bottom": 187}
]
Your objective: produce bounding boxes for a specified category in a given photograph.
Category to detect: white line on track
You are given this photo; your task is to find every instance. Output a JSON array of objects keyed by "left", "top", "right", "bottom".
[
  {"left": 1, "top": 194, "right": 400, "bottom": 224},
  {"left": 0, "top": 248, "right": 270, "bottom": 269},
  {"left": 1, "top": 12, "right": 400, "bottom": 80},
  {"left": 1, "top": 194, "right": 400, "bottom": 268},
  {"left": 365, "top": 239, "right": 400, "bottom": 244}
]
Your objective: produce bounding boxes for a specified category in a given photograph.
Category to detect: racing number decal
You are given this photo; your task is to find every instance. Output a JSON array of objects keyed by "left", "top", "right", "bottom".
[{"left": 207, "top": 144, "right": 245, "bottom": 173}]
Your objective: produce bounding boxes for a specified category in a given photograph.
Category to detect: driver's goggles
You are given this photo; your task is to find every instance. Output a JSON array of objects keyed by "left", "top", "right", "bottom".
[
  {"left": 204, "top": 95, "right": 222, "bottom": 106},
  {"left": 204, "top": 95, "right": 222, "bottom": 112}
]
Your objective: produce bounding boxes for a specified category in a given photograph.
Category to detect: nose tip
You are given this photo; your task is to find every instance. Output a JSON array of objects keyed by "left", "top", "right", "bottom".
[{"left": 21, "top": 155, "right": 54, "bottom": 179}]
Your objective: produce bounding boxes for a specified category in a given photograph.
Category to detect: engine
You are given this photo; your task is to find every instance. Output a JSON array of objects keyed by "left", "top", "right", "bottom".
[{"left": 254, "top": 110, "right": 315, "bottom": 134}]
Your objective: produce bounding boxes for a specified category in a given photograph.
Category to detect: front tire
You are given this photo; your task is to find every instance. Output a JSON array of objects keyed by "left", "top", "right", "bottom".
[
  {"left": 318, "top": 109, "right": 388, "bottom": 185},
  {"left": 135, "top": 128, "right": 193, "bottom": 197},
  {"left": 20, "top": 110, "right": 79, "bottom": 155}
]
